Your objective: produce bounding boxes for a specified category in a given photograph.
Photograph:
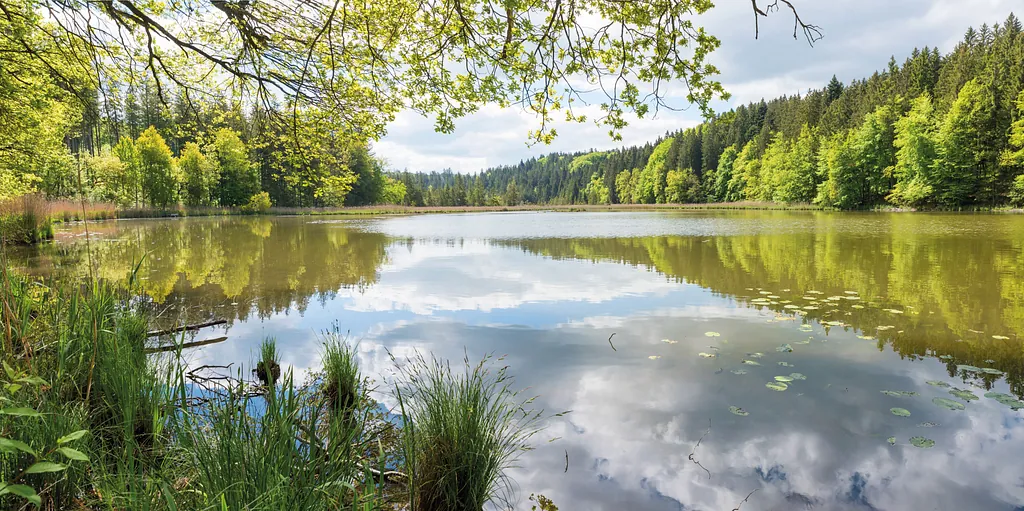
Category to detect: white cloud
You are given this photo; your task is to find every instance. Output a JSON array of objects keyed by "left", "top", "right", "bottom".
[{"left": 377, "top": 0, "right": 1021, "bottom": 174}]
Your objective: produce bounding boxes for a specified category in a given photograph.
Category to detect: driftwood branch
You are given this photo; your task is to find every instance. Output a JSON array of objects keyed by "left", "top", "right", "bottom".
[
  {"left": 145, "top": 336, "right": 228, "bottom": 353},
  {"left": 147, "top": 319, "right": 226, "bottom": 337},
  {"left": 688, "top": 419, "right": 712, "bottom": 479},
  {"left": 732, "top": 488, "right": 761, "bottom": 511}
]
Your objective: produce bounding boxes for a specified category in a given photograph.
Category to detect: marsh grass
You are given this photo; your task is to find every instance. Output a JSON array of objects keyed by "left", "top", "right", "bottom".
[
  {"left": 0, "top": 194, "right": 53, "bottom": 245},
  {"left": 1, "top": 258, "right": 549, "bottom": 510},
  {"left": 395, "top": 352, "right": 544, "bottom": 511}
]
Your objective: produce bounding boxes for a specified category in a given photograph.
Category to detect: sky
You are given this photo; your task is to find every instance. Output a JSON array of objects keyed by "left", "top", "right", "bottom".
[{"left": 374, "top": 0, "right": 1022, "bottom": 174}]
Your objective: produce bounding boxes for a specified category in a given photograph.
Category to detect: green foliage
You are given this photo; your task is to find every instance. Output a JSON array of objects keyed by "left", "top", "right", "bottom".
[
  {"left": 241, "top": 192, "right": 272, "bottom": 214},
  {"left": 584, "top": 172, "right": 611, "bottom": 205},
  {"left": 1010, "top": 174, "right": 1024, "bottom": 207},
  {"left": 179, "top": 142, "right": 218, "bottom": 206},
  {"left": 890, "top": 94, "right": 939, "bottom": 207},
  {"left": 136, "top": 127, "right": 177, "bottom": 207},
  {"left": 935, "top": 79, "right": 999, "bottom": 205},
  {"left": 504, "top": 179, "right": 521, "bottom": 206},
  {"left": 665, "top": 169, "right": 701, "bottom": 203},
  {"left": 212, "top": 128, "right": 258, "bottom": 207},
  {"left": 710, "top": 146, "right": 737, "bottom": 202},
  {"left": 380, "top": 176, "right": 408, "bottom": 205}
]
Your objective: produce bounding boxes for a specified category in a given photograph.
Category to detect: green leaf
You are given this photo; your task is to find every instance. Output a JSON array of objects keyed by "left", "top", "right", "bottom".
[
  {"left": 0, "top": 437, "right": 36, "bottom": 455},
  {"left": 5, "top": 384, "right": 22, "bottom": 394},
  {"left": 24, "top": 461, "right": 68, "bottom": 474},
  {"left": 15, "top": 376, "right": 48, "bottom": 386},
  {"left": 890, "top": 408, "right": 911, "bottom": 417},
  {"left": 2, "top": 361, "right": 16, "bottom": 380},
  {"left": 56, "top": 447, "right": 89, "bottom": 462},
  {"left": 0, "top": 407, "right": 41, "bottom": 417},
  {"left": 0, "top": 483, "right": 41, "bottom": 506},
  {"left": 910, "top": 436, "right": 935, "bottom": 448},
  {"left": 57, "top": 430, "right": 88, "bottom": 445}
]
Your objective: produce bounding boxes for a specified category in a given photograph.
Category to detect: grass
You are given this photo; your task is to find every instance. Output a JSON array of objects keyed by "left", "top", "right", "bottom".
[
  {"left": 0, "top": 195, "right": 53, "bottom": 245},
  {"left": 0, "top": 257, "right": 548, "bottom": 510},
  {"left": 395, "top": 353, "right": 544, "bottom": 511}
]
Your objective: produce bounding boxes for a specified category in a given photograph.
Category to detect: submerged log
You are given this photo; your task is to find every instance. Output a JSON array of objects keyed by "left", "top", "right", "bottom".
[
  {"left": 145, "top": 336, "right": 228, "bottom": 354},
  {"left": 147, "top": 319, "right": 227, "bottom": 337}
]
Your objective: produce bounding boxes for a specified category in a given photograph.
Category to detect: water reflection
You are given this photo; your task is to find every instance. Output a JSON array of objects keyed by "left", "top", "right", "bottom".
[{"left": 9, "top": 212, "right": 1024, "bottom": 510}]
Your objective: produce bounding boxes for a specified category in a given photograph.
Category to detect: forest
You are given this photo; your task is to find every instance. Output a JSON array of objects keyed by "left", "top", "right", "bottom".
[{"left": 405, "top": 15, "right": 1024, "bottom": 209}]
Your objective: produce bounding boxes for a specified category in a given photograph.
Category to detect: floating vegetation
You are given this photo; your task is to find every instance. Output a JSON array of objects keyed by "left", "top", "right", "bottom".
[
  {"left": 784, "top": 305, "right": 800, "bottom": 309},
  {"left": 648, "top": 356, "right": 661, "bottom": 360},
  {"left": 932, "top": 397, "right": 966, "bottom": 410},
  {"left": 926, "top": 380, "right": 951, "bottom": 388},
  {"left": 956, "top": 365, "right": 982, "bottom": 373},
  {"left": 759, "top": 291, "right": 771, "bottom": 295},
  {"left": 730, "top": 369, "right": 748, "bottom": 375},
  {"left": 803, "top": 306, "right": 819, "bottom": 310},
  {"left": 890, "top": 408, "right": 911, "bottom": 417},
  {"left": 844, "top": 291, "right": 859, "bottom": 295},
  {"left": 985, "top": 359, "right": 996, "bottom": 364},
  {"left": 765, "top": 382, "right": 789, "bottom": 392},
  {"left": 992, "top": 335, "right": 1010, "bottom": 340},
  {"left": 778, "top": 361, "right": 793, "bottom": 367},
  {"left": 661, "top": 339, "right": 679, "bottom": 344},
  {"left": 949, "top": 389, "right": 979, "bottom": 402},
  {"left": 979, "top": 368, "right": 1005, "bottom": 376},
  {"left": 910, "top": 436, "right": 935, "bottom": 448},
  {"left": 857, "top": 335, "right": 876, "bottom": 340},
  {"left": 767, "top": 295, "right": 780, "bottom": 299},
  {"left": 748, "top": 352, "right": 764, "bottom": 358},
  {"left": 884, "top": 309, "right": 905, "bottom": 314},
  {"left": 823, "top": 320, "right": 844, "bottom": 326},
  {"left": 918, "top": 422, "right": 939, "bottom": 428},
  {"left": 774, "top": 375, "right": 794, "bottom": 382},
  {"left": 802, "top": 296, "right": 817, "bottom": 300},
  {"left": 698, "top": 352, "right": 717, "bottom": 359},
  {"left": 887, "top": 437, "right": 896, "bottom": 446},
  {"left": 807, "top": 290, "right": 824, "bottom": 295},
  {"left": 877, "top": 325, "right": 895, "bottom": 331},
  {"left": 776, "top": 344, "right": 793, "bottom": 353},
  {"left": 729, "top": 406, "right": 749, "bottom": 416},
  {"left": 789, "top": 373, "right": 807, "bottom": 380},
  {"left": 742, "top": 360, "right": 761, "bottom": 366},
  {"left": 852, "top": 304, "right": 865, "bottom": 309},
  {"left": 984, "top": 392, "right": 1024, "bottom": 409},
  {"left": 705, "top": 331, "right": 721, "bottom": 337},
  {"left": 938, "top": 355, "right": 953, "bottom": 360},
  {"left": 799, "top": 324, "right": 813, "bottom": 332},
  {"left": 881, "top": 390, "right": 918, "bottom": 397}
]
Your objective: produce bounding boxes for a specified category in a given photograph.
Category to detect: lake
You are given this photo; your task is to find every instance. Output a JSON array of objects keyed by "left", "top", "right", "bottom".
[{"left": 10, "top": 211, "right": 1024, "bottom": 511}]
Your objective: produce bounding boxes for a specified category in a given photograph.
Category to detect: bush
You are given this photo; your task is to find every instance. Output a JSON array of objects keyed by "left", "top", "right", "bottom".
[
  {"left": 1010, "top": 174, "right": 1024, "bottom": 207},
  {"left": 241, "top": 192, "right": 272, "bottom": 214}
]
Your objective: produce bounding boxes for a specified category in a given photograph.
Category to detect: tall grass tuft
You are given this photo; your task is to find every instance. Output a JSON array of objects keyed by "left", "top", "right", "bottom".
[
  {"left": 395, "top": 353, "right": 544, "bottom": 511},
  {"left": 0, "top": 194, "right": 53, "bottom": 244}
]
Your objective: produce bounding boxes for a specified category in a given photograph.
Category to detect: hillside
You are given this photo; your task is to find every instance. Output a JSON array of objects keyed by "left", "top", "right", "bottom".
[{"left": 395, "top": 14, "right": 1024, "bottom": 210}]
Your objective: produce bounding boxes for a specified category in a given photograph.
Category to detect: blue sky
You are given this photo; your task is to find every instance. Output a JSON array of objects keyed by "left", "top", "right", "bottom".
[{"left": 375, "top": 0, "right": 1021, "bottom": 173}]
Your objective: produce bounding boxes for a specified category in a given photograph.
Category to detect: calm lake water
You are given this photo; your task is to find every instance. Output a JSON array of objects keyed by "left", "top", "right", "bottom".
[{"left": 10, "top": 211, "right": 1024, "bottom": 511}]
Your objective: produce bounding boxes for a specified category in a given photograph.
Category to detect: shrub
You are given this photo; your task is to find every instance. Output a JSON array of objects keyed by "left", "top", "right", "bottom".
[
  {"left": 1010, "top": 174, "right": 1024, "bottom": 207},
  {"left": 241, "top": 192, "right": 272, "bottom": 214}
]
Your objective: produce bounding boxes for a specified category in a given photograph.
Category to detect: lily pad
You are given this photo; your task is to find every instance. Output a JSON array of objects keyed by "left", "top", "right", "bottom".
[
  {"left": 748, "top": 352, "right": 764, "bottom": 359},
  {"left": 949, "top": 388, "right": 978, "bottom": 402},
  {"left": 926, "top": 380, "right": 951, "bottom": 388},
  {"left": 887, "top": 437, "right": 896, "bottom": 446},
  {"left": 956, "top": 365, "right": 982, "bottom": 373},
  {"left": 774, "top": 375, "right": 794, "bottom": 382},
  {"left": 992, "top": 335, "right": 1010, "bottom": 340},
  {"left": 984, "top": 392, "right": 1024, "bottom": 409},
  {"left": 698, "top": 352, "right": 717, "bottom": 358},
  {"left": 705, "top": 331, "right": 721, "bottom": 337},
  {"left": 890, "top": 408, "right": 911, "bottom": 417},
  {"left": 918, "top": 422, "right": 939, "bottom": 428},
  {"left": 766, "top": 382, "right": 789, "bottom": 392},
  {"left": 938, "top": 355, "right": 954, "bottom": 361},
  {"left": 789, "top": 373, "right": 807, "bottom": 380},
  {"left": 648, "top": 356, "right": 661, "bottom": 360},
  {"left": 910, "top": 436, "right": 935, "bottom": 448},
  {"left": 803, "top": 306, "right": 819, "bottom": 310},
  {"left": 844, "top": 291, "right": 859, "bottom": 295},
  {"left": 742, "top": 360, "right": 761, "bottom": 366},
  {"left": 932, "top": 397, "right": 966, "bottom": 410},
  {"left": 979, "top": 368, "right": 1004, "bottom": 376},
  {"left": 729, "top": 406, "right": 749, "bottom": 416},
  {"left": 877, "top": 325, "right": 895, "bottom": 331},
  {"left": 852, "top": 304, "right": 865, "bottom": 309},
  {"left": 778, "top": 361, "right": 793, "bottom": 367},
  {"left": 661, "top": 339, "right": 679, "bottom": 344},
  {"left": 776, "top": 344, "right": 793, "bottom": 353},
  {"left": 730, "top": 369, "right": 748, "bottom": 375},
  {"left": 984, "top": 359, "right": 996, "bottom": 364},
  {"left": 784, "top": 305, "right": 800, "bottom": 309},
  {"left": 881, "top": 390, "right": 918, "bottom": 397},
  {"left": 857, "top": 335, "right": 876, "bottom": 340}
]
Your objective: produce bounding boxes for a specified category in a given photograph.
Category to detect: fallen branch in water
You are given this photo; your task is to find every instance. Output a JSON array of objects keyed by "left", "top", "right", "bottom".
[
  {"left": 607, "top": 333, "right": 617, "bottom": 352},
  {"left": 688, "top": 419, "right": 711, "bottom": 479},
  {"left": 147, "top": 319, "right": 226, "bottom": 337},
  {"left": 145, "top": 336, "right": 228, "bottom": 353}
]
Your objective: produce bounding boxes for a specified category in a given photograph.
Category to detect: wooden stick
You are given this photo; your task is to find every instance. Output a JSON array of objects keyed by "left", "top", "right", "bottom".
[
  {"left": 147, "top": 319, "right": 226, "bottom": 337},
  {"left": 145, "top": 336, "right": 228, "bottom": 353}
]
